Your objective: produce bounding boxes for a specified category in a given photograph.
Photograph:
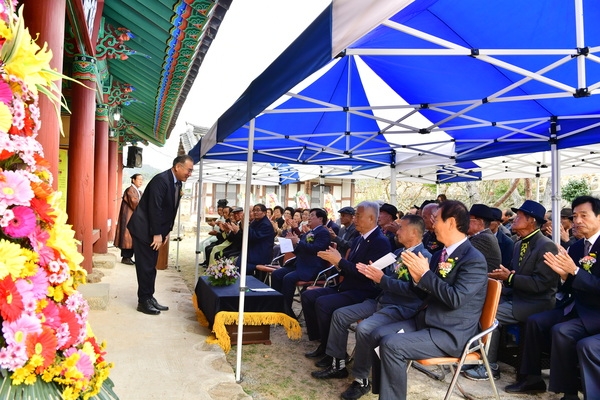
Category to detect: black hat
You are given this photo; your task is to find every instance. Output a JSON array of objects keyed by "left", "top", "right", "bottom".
[
  {"left": 217, "top": 199, "right": 228, "bottom": 207},
  {"left": 232, "top": 206, "right": 243, "bottom": 213},
  {"left": 511, "top": 200, "right": 547, "bottom": 223},
  {"left": 380, "top": 203, "right": 398, "bottom": 219},
  {"left": 338, "top": 206, "right": 355, "bottom": 216},
  {"left": 560, "top": 208, "right": 573, "bottom": 219},
  {"left": 469, "top": 204, "right": 494, "bottom": 221},
  {"left": 490, "top": 207, "right": 503, "bottom": 222}
]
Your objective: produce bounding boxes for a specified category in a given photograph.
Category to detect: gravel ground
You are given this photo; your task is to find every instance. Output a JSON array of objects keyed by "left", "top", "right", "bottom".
[{"left": 170, "top": 223, "right": 563, "bottom": 400}]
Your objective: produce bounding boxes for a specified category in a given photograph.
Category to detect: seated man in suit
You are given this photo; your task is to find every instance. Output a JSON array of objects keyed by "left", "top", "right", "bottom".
[
  {"left": 373, "top": 200, "right": 488, "bottom": 399},
  {"left": 576, "top": 333, "right": 600, "bottom": 399},
  {"left": 505, "top": 196, "right": 600, "bottom": 399},
  {"left": 467, "top": 204, "right": 502, "bottom": 272},
  {"left": 302, "top": 201, "right": 391, "bottom": 362},
  {"left": 329, "top": 206, "right": 359, "bottom": 257},
  {"left": 311, "top": 214, "right": 432, "bottom": 400},
  {"left": 378, "top": 203, "right": 400, "bottom": 251},
  {"left": 271, "top": 208, "right": 331, "bottom": 318},
  {"left": 466, "top": 200, "right": 559, "bottom": 381},
  {"left": 420, "top": 202, "right": 441, "bottom": 253}
]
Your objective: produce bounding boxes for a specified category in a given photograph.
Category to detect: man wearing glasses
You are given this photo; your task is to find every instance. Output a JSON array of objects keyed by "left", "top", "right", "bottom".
[{"left": 238, "top": 204, "right": 275, "bottom": 275}]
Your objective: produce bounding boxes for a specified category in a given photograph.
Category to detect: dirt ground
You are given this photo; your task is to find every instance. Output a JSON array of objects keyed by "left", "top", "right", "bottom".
[{"left": 170, "top": 229, "right": 560, "bottom": 400}]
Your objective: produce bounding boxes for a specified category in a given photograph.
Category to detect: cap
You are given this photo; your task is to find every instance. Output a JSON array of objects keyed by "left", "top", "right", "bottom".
[
  {"left": 338, "top": 206, "right": 355, "bottom": 215},
  {"left": 469, "top": 204, "right": 494, "bottom": 221},
  {"left": 232, "top": 206, "right": 243, "bottom": 213},
  {"left": 511, "top": 200, "right": 547, "bottom": 223},
  {"left": 380, "top": 203, "right": 398, "bottom": 219}
]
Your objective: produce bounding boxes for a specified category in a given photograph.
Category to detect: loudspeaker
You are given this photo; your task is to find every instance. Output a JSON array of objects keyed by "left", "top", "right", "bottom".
[{"left": 126, "top": 146, "right": 143, "bottom": 168}]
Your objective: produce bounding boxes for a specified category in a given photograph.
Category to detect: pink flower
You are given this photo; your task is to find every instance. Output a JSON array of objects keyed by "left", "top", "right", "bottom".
[
  {"left": 3, "top": 205, "right": 36, "bottom": 238},
  {"left": 0, "top": 170, "right": 34, "bottom": 206},
  {"left": 64, "top": 348, "right": 95, "bottom": 379},
  {"left": 0, "top": 79, "right": 11, "bottom": 104}
]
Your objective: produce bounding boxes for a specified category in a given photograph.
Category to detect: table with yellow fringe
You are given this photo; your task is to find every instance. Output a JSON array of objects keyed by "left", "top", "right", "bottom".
[{"left": 193, "top": 275, "right": 301, "bottom": 353}]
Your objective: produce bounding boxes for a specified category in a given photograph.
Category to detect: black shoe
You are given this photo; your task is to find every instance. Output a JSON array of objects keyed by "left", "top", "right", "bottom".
[
  {"left": 560, "top": 395, "right": 580, "bottom": 400},
  {"left": 150, "top": 297, "right": 169, "bottom": 311},
  {"left": 121, "top": 257, "right": 135, "bottom": 265},
  {"left": 315, "top": 355, "right": 333, "bottom": 368},
  {"left": 311, "top": 366, "right": 348, "bottom": 379},
  {"left": 505, "top": 379, "right": 546, "bottom": 394},
  {"left": 137, "top": 299, "right": 160, "bottom": 315},
  {"left": 341, "top": 381, "right": 371, "bottom": 400},
  {"left": 305, "top": 343, "right": 326, "bottom": 358}
]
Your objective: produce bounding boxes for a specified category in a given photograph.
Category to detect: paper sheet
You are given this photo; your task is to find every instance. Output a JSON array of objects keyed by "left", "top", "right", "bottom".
[
  {"left": 278, "top": 237, "right": 294, "bottom": 253},
  {"left": 249, "top": 288, "right": 276, "bottom": 292},
  {"left": 371, "top": 252, "right": 398, "bottom": 270}
]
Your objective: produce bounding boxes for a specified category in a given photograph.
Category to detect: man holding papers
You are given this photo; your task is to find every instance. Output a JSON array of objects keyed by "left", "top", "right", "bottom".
[
  {"left": 311, "top": 214, "right": 431, "bottom": 400},
  {"left": 302, "top": 202, "right": 391, "bottom": 369}
]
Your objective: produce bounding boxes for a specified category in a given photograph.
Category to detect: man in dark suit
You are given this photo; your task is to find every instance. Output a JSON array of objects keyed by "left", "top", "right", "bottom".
[
  {"left": 330, "top": 206, "right": 358, "bottom": 257},
  {"left": 490, "top": 207, "right": 515, "bottom": 268},
  {"left": 373, "top": 200, "right": 488, "bottom": 399},
  {"left": 236, "top": 203, "right": 275, "bottom": 275},
  {"left": 466, "top": 200, "right": 559, "bottom": 380},
  {"left": 128, "top": 155, "right": 193, "bottom": 315},
  {"left": 468, "top": 204, "right": 502, "bottom": 272},
  {"left": 506, "top": 196, "right": 600, "bottom": 398},
  {"left": 577, "top": 333, "right": 600, "bottom": 399},
  {"left": 312, "top": 214, "right": 432, "bottom": 400},
  {"left": 421, "top": 202, "right": 441, "bottom": 253},
  {"left": 271, "top": 208, "right": 331, "bottom": 318},
  {"left": 302, "top": 201, "right": 391, "bottom": 362}
]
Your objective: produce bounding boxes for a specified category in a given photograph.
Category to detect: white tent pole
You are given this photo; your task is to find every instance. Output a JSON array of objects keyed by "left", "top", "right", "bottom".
[
  {"left": 194, "top": 158, "right": 203, "bottom": 282},
  {"left": 194, "top": 158, "right": 204, "bottom": 284},
  {"left": 390, "top": 166, "right": 397, "bottom": 205},
  {"left": 575, "top": 0, "right": 586, "bottom": 90},
  {"left": 235, "top": 118, "right": 255, "bottom": 382},
  {"left": 175, "top": 201, "right": 181, "bottom": 272},
  {"left": 551, "top": 133, "right": 561, "bottom": 246}
]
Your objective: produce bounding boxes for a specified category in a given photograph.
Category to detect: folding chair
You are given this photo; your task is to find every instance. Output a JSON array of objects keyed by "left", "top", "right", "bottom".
[
  {"left": 407, "top": 278, "right": 502, "bottom": 400},
  {"left": 255, "top": 253, "right": 295, "bottom": 285}
]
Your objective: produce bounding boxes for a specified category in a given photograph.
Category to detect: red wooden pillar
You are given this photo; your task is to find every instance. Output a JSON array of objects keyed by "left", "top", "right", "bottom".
[
  {"left": 107, "top": 139, "right": 118, "bottom": 241},
  {"left": 22, "top": 0, "right": 65, "bottom": 189},
  {"left": 67, "top": 55, "right": 96, "bottom": 273},
  {"left": 93, "top": 105, "right": 109, "bottom": 253}
]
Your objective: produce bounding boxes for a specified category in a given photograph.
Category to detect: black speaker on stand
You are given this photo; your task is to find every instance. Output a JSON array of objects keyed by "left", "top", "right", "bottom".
[{"left": 126, "top": 146, "right": 143, "bottom": 168}]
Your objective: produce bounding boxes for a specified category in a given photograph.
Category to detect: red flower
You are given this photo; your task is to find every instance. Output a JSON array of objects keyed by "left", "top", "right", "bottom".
[
  {"left": 26, "top": 326, "right": 57, "bottom": 373},
  {"left": 0, "top": 149, "right": 14, "bottom": 161},
  {"left": 30, "top": 197, "right": 54, "bottom": 224},
  {"left": 57, "top": 306, "right": 80, "bottom": 349},
  {"left": 0, "top": 275, "right": 24, "bottom": 322}
]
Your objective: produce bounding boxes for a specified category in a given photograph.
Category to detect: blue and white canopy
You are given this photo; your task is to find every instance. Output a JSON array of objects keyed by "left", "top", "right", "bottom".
[{"left": 191, "top": 0, "right": 600, "bottom": 172}]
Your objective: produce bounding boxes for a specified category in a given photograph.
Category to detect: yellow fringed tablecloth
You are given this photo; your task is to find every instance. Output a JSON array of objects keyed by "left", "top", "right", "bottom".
[{"left": 192, "top": 293, "right": 301, "bottom": 353}]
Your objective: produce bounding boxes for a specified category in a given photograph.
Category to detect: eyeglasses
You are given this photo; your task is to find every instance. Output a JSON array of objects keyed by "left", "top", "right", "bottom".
[{"left": 178, "top": 163, "right": 193, "bottom": 173}]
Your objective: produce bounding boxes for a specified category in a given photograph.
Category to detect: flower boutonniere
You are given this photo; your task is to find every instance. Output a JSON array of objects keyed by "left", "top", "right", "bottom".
[
  {"left": 438, "top": 257, "right": 457, "bottom": 278},
  {"left": 306, "top": 232, "right": 315, "bottom": 243},
  {"left": 580, "top": 253, "right": 596, "bottom": 273},
  {"left": 429, "top": 241, "right": 439, "bottom": 250},
  {"left": 393, "top": 260, "right": 409, "bottom": 281}
]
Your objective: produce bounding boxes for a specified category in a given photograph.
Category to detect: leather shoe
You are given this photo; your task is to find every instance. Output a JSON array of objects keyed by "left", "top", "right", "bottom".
[
  {"left": 137, "top": 299, "right": 160, "bottom": 315},
  {"left": 311, "top": 366, "right": 349, "bottom": 379},
  {"left": 121, "top": 257, "right": 135, "bottom": 265},
  {"left": 505, "top": 379, "right": 546, "bottom": 394},
  {"left": 305, "top": 343, "right": 326, "bottom": 358},
  {"left": 315, "top": 355, "right": 333, "bottom": 368},
  {"left": 150, "top": 297, "right": 169, "bottom": 311}
]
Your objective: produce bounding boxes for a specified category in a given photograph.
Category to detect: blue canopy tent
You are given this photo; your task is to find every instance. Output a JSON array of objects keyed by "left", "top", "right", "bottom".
[{"left": 188, "top": 0, "right": 600, "bottom": 379}]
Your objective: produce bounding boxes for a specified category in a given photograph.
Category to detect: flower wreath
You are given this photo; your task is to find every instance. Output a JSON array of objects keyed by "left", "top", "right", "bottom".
[{"left": 0, "top": 5, "right": 115, "bottom": 400}]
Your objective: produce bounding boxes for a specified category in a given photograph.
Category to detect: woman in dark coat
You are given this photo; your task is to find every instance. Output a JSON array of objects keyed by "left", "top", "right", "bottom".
[{"left": 114, "top": 174, "right": 143, "bottom": 264}]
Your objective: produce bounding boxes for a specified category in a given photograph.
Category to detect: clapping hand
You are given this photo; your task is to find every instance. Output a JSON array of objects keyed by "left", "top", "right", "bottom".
[
  {"left": 400, "top": 251, "right": 429, "bottom": 283},
  {"left": 357, "top": 262, "right": 383, "bottom": 283}
]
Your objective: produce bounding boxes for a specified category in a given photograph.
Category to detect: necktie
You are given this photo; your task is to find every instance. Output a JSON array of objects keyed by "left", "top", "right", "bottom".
[
  {"left": 354, "top": 236, "right": 365, "bottom": 253},
  {"left": 584, "top": 239, "right": 592, "bottom": 256},
  {"left": 174, "top": 181, "right": 180, "bottom": 204},
  {"left": 440, "top": 248, "right": 448, "bottom": 263}
]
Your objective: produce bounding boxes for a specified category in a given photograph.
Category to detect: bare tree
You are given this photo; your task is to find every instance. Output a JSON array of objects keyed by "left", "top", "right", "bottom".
[{"left": 493, "top": 178, "right": 521, "bottom": 207}]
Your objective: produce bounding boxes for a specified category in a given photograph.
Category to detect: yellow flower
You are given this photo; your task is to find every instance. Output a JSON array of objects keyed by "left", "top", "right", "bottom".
[
  {"left": 0, "top": 238, "right": 27, "bottom": 278},
  {"left": 0, "top": 21, "right": 13, "bottom": 41},
  {"left": 0, "top": 102, "right": 12, "bottom": 131}
]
